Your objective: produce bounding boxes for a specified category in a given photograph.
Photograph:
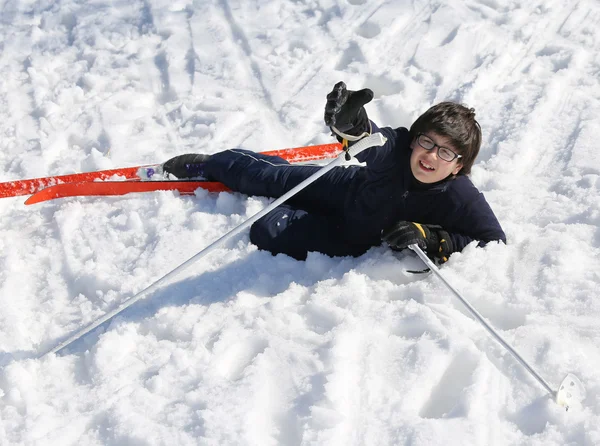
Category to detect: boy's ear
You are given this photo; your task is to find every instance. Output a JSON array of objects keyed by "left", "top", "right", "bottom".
[{"left": 452, "top": 162, "right": 463, "bottom": 175}]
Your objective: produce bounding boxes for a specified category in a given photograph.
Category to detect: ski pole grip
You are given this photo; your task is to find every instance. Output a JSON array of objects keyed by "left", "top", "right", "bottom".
[{"left": 346, "top": 133, "right": 387, "bottom": 157}]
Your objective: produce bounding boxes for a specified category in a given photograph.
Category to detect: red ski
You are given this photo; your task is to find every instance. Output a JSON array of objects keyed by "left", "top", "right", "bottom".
[
  {"left": 0, "top": 166, "right": 145, "bottom": 198},
  {"left": 1, "top": 142, "right": 342, "bottom": 200},
  {"left": 25, "top": 180, "right": 230, "bottom": 204},
  {"left": 23, "top": 142, "right": 343, "bottom": 205}
]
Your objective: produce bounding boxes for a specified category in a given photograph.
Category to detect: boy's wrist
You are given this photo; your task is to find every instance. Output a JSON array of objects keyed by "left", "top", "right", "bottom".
[{"left": 331, "top": 120, "right": 372, "bottom": 142}]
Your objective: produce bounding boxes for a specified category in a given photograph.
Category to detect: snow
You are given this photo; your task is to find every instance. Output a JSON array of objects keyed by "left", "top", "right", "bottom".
[{"left": 1, "top": 0, "right": 600, "bottom": 444}]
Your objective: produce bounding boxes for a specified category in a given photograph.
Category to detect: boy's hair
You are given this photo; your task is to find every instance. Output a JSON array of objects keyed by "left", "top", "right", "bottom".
[{"left": 409, "top": 102, "right": 481, "bottom": 176}]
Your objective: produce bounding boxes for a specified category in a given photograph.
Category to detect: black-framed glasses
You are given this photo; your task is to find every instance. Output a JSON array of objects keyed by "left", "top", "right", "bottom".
[{"left": 416, "top": 133, "right": 462, "bottom": 162}]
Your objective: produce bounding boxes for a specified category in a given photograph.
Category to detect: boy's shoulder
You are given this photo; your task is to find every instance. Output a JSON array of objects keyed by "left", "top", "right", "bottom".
[
  {"left": 391, "top": 126, "right": 411, "bottom": 147},
  {"left": 444, "top": 175, "right": 482, "bottom": 205},
  {"left": 435, "top": 176, "right": 492, "bottom": 230},
  {"left": 372, "top": 122, "right": 411, "bottom": 148}
]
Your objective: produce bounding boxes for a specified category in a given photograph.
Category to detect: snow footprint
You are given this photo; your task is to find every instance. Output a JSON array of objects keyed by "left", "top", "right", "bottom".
[
  {"left": 471, "top": 300, "right": 527, "bottom": 331},
  {"left": 535, "top": 45, "right": 573, "bottom": 72},
  {"left": 214, "top": 336, "right": 269, "bottom": 381},
  {"left": 419, "top": 350, "right": 480, "bottom": 418},
  {"left": 357, "top": 22, "right": 381, "bottom": 39},
  {"left": 335, "top": 42, "right": 366, "bottom": 71},
  {"left": 301, "top": 302, "right": 344, "bottom": 335}
]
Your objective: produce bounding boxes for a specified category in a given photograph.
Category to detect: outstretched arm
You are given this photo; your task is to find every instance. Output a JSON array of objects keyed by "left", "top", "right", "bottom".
[
  {"left": 323, "top": 82, "right": 411, "bottom": 174},
  {"left": 383, "top": 189, "right": 506, "bottom": 262},
  {"left": 446, "top": 191, "right": 507, "bottom": 251}
]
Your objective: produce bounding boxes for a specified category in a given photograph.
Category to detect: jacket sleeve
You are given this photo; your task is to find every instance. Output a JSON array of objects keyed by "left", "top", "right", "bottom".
[
  {"left": 352, "top": 123, "right": 410, "bottom": 174},
  {"left": 445, "top": 188, "right": 506, "bottom": 252}
]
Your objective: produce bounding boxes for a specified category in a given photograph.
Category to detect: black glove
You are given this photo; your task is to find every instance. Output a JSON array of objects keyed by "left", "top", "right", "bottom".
[
  {"left": 162, "top": 153, "right": 212, "bottom": 179},
  {"left": 324, "top": 81, "right": 373, "bottom": 138},
  {"left": 382, "top": 221, "right": 454, "bottom": 263}
]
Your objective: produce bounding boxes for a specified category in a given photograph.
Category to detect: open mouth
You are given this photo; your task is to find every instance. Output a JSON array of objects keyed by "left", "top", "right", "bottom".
[{"left": 419, "top": 160, "right": 435, "bottom": 171}]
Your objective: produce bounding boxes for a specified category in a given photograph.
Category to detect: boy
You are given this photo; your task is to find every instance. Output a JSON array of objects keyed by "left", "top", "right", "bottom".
[{"left": 163, "top": 82, "right": 506, "bottom": 261}]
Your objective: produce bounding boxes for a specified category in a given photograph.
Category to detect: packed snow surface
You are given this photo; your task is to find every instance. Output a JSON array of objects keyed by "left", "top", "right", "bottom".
[{"left": 1, "top": 0, "right": 600, "bottom": 444}]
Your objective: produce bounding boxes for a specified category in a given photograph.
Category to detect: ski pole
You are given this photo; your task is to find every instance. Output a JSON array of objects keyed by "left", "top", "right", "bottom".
[
  {"left": 409, "top": 244, "right": 585, "bottom": 411},
  {"left": 40, "top": 133, "right": 387, "bottom": 358}
]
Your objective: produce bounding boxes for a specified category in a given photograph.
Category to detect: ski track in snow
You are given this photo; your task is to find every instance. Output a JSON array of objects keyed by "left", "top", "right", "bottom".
[{"left": 1, "top": 0, "right": 600, "bottom": 445}]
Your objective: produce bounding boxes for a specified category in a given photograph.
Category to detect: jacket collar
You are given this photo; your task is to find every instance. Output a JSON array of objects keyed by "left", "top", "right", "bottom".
[{"left": 407, "top": 168, "right": 453, "bottom": 193}]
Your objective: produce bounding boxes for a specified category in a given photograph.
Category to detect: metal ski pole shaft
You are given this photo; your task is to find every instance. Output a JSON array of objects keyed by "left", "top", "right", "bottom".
[
  {"left": 40, "top": 133, "right": 387, "bottom": 358},
  {"left": 409, "top": 244, "right": 585, "bottom": 410}
]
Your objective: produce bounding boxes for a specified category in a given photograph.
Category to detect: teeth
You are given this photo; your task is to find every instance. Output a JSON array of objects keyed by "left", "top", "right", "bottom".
[{"left": 420, "top": 160, "right": 434, "bottom": 170}]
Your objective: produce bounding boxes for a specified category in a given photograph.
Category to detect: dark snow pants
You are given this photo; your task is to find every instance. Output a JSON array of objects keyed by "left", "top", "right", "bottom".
[{"left": 202, "top": 149, "right": 372, "bottom": 260}]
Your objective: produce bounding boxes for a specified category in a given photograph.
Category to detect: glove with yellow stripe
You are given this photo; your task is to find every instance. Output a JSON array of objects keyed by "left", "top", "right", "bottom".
[{"left": 382, "top": 221, "right": 454, "bottom": 263}]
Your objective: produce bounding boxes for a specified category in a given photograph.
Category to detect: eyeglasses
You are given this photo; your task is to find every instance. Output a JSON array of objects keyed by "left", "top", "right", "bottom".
[{"left": 416, "top": 133, "right": 462, "bottom": 162}]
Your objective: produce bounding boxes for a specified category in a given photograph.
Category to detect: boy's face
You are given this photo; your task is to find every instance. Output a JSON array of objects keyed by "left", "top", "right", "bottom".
[{"left": 410, "top": 132, "right": 463, "bottom": 183}]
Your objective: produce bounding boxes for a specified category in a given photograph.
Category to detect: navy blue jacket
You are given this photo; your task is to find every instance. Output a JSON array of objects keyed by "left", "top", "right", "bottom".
[{"left": 203, "top": 122, "right": 506, "bottom": 260}]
